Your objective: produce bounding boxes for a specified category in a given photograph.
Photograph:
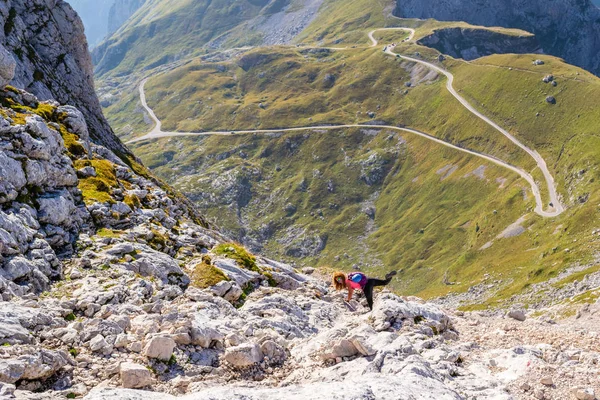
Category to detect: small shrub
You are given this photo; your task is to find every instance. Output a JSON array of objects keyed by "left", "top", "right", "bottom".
[
  {"left": 69, "top": 348, "right": 78, "bottom": 357},
  {"left": 64, "top": 313, "right": 76, "bottom": 322}
]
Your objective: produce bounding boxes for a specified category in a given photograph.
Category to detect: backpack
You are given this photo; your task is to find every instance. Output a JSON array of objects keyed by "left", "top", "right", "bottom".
[{"left": 348, "top": 272, "right": 366, "bottom": 284}]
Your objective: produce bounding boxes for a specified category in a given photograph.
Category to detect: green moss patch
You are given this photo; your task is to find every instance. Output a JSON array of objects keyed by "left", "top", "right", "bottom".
[
  {"left": 191, "top": 259, "right": 230, "bottom": 289},
  {"left": 214, "top": 243, "right": 260, "bottom": 272},
  {"left": 74, "top": 159, "right": 119, "bottom": 204}
]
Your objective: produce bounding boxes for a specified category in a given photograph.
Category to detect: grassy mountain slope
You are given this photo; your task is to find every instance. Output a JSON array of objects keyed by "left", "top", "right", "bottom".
[
  {"left": 101, "top": 0, "right": 600, "bottom": 307},
  {"left": 123, "top": 29, "right": 600, "bottom": 306},
  {"left": 132, "top": 127, "right": 540, "bottom": 303},
  {"left": 92, "top": 0, "right": 325, "bottom": 77}
]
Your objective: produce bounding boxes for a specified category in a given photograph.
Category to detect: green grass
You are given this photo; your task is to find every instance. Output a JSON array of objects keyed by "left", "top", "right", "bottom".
[
  {"left": 191, "top": 259, "right": 230, "bottom": 288},
  {"left": 74, "top": 159, "right": 119, "bottom": 205},
  {"left": 214, "top": 243, "right": 260, "bottom": 272}
]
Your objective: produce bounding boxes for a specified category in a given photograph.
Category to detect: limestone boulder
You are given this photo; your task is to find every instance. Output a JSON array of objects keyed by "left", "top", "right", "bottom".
[{"left": 120, "top": 362, "right": 153, "bottom": 389}]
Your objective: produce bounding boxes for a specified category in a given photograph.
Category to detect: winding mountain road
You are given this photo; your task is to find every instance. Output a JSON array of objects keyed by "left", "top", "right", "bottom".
[{"left": 129, "top": 27, "right": 564, "bottom": 217}]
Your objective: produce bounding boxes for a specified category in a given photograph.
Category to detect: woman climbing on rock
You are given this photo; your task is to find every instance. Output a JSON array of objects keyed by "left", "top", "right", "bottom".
[{"left": 333, "top": 270, "right": 397, "bottom": 310}]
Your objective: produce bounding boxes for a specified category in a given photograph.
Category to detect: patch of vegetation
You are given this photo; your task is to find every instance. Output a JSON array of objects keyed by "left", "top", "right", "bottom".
[
  {"left": 148, "top": 228, "right": 168, "bottom": 249},
  {"left": 4, "top": 8, "right": 17, "bottom": 36},
  {"left": 190, "top": 258, "right": 230, "bottom": 288},
  {"left": 214, "top": 243, "right": 260, "bottom": 272},
  {"left": 64, "top": 313, "right": 76, "bottom": 322},
  {"left": 69, "top": 348, "right": 79, "bottom": 357},
  {"left": 124, "top": 193, "right": 141, "bottom": 209},
  {"left": 96, "top": 228, "right": 123, "bottom": 238},
  {"left": 262, "top": 271, "right": 278, "bottom": 287},
  {"left": 74, "top": 159, "right": 119, "bottom": 204}
]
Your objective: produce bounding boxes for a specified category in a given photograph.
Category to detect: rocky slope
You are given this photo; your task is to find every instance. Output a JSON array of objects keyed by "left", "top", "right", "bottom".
[
  {"left": 417, "top": 28, "right": 542, "bottom": 61},
  {"left": 394, "top": 0, "right": 600, "bottom": 76},
  {"left": 0, "top": 0, "right": 129, "bottom": 155}
]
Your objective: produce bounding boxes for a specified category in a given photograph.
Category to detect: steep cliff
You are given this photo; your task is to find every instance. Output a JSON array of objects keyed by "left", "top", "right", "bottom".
[
  {"left": 0, "top": 0, "right": 130, "bottom": 155},
  {"left": 394, "top": 0, "right": 600, "bottom": 76},
  {"left": 418, "top": 28, "right": 542, "bottom": 60}
]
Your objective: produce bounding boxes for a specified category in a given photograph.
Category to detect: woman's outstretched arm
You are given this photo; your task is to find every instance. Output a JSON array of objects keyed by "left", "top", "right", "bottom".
[{"left": 346, "top": 286, "right": 354, "bottom": 302}]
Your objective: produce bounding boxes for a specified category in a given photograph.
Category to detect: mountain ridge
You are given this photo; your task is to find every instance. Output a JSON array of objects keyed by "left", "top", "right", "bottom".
[{"left": 394, "top": 0, "right": 600, "bottom": 76}]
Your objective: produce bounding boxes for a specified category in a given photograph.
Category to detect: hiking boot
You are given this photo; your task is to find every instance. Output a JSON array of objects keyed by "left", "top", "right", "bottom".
[{"left": 385, "top": 270, "right": 398, "bottom": 280}]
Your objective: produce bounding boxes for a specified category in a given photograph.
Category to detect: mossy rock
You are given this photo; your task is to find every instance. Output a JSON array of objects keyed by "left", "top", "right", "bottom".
[
  {"left": 191, "top": 260, "right": 230, "bottom": 288},
  {"left": 214, "top": 243, "right": 260, "bottom": 272},
  {"left": 74, "top": 159, "right": 119, "bottom": 204}
]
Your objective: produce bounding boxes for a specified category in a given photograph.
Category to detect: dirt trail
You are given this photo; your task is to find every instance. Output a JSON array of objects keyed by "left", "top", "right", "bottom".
[{"left": 129, "top": 26, "right": 564, "bottom": 218}]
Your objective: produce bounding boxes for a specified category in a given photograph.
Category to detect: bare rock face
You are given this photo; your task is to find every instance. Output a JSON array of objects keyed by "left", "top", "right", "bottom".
[
  {"left": 0, "top": 44, "right": 15, "bottom": 88},
  {"left": 394, "top": 0, "right": 600, "bottom": 76},
  {"left": 0, "top": 0, "right": 130, "bottom": 155},
  {"left": 417, "top": 27, "right": 542, "bottom": 60}
]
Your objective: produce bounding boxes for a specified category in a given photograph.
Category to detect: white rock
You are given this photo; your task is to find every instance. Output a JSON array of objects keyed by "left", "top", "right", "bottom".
[
  {"left": 89, "top": 334, "right": 110, "bottom": 353},
  {"left": 191, "top": 325, "right": 223, "bottom": 348},
  {"left": 120, "top": 362, "right": 152, "bottom": 389},
  {"left": 223, "top": 343, "right": 263, "bottom": 367},
  {"left": 573, "top": 387, "right": 595, "bottom": 400},
  {"left": 144, "top": 336, "right": 176, "bottom": 361},
  {"left": 540, "top": 376, "right": 553, "bottom": 386}
]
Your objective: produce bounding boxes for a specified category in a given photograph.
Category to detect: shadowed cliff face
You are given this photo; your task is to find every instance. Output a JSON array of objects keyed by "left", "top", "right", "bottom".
[
  {"left": 418, "top": 28, "right": 543, "bottom": 61},
  {"left": 395, "top": 0, "right": 600, "bottom": 76},
  {"left": 0, "top": 0, "right": 130, "bottom": 156}
]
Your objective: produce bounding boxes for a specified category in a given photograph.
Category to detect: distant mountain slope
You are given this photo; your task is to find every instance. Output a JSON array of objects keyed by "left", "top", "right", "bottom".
[
  {"left": 66, "top": 0, "right": 115, "bottom": 47},
  {"left": 108, "top": 0, "right": 146, "bottom": 35},
  {"left": 394, "top": 0, "right": 600, "bottom": 76},
  {"left": 92, "top": 0, "right": 324, "bottom": 77}
]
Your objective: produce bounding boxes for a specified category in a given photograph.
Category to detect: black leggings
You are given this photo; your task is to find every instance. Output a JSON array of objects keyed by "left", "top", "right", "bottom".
[{"left": 364, "top": 277, "right": 392, "bottom": 310}]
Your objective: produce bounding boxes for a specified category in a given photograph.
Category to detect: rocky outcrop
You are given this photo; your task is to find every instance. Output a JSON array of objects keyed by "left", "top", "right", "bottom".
[
  {"left": 395, "top": 0, "right": 600, "bottom": 76},
  {"left": 0, "top": 0, "right": 130, "bottom": 155},
  {"left": 0, "top": 83, "right": 218, "bottom": 296},
  {"left": 108, "top": 0, "right": 145, "bottom": 35},
  {"left": 418, "top": 27, "right": 542, "bottom": 60}
]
